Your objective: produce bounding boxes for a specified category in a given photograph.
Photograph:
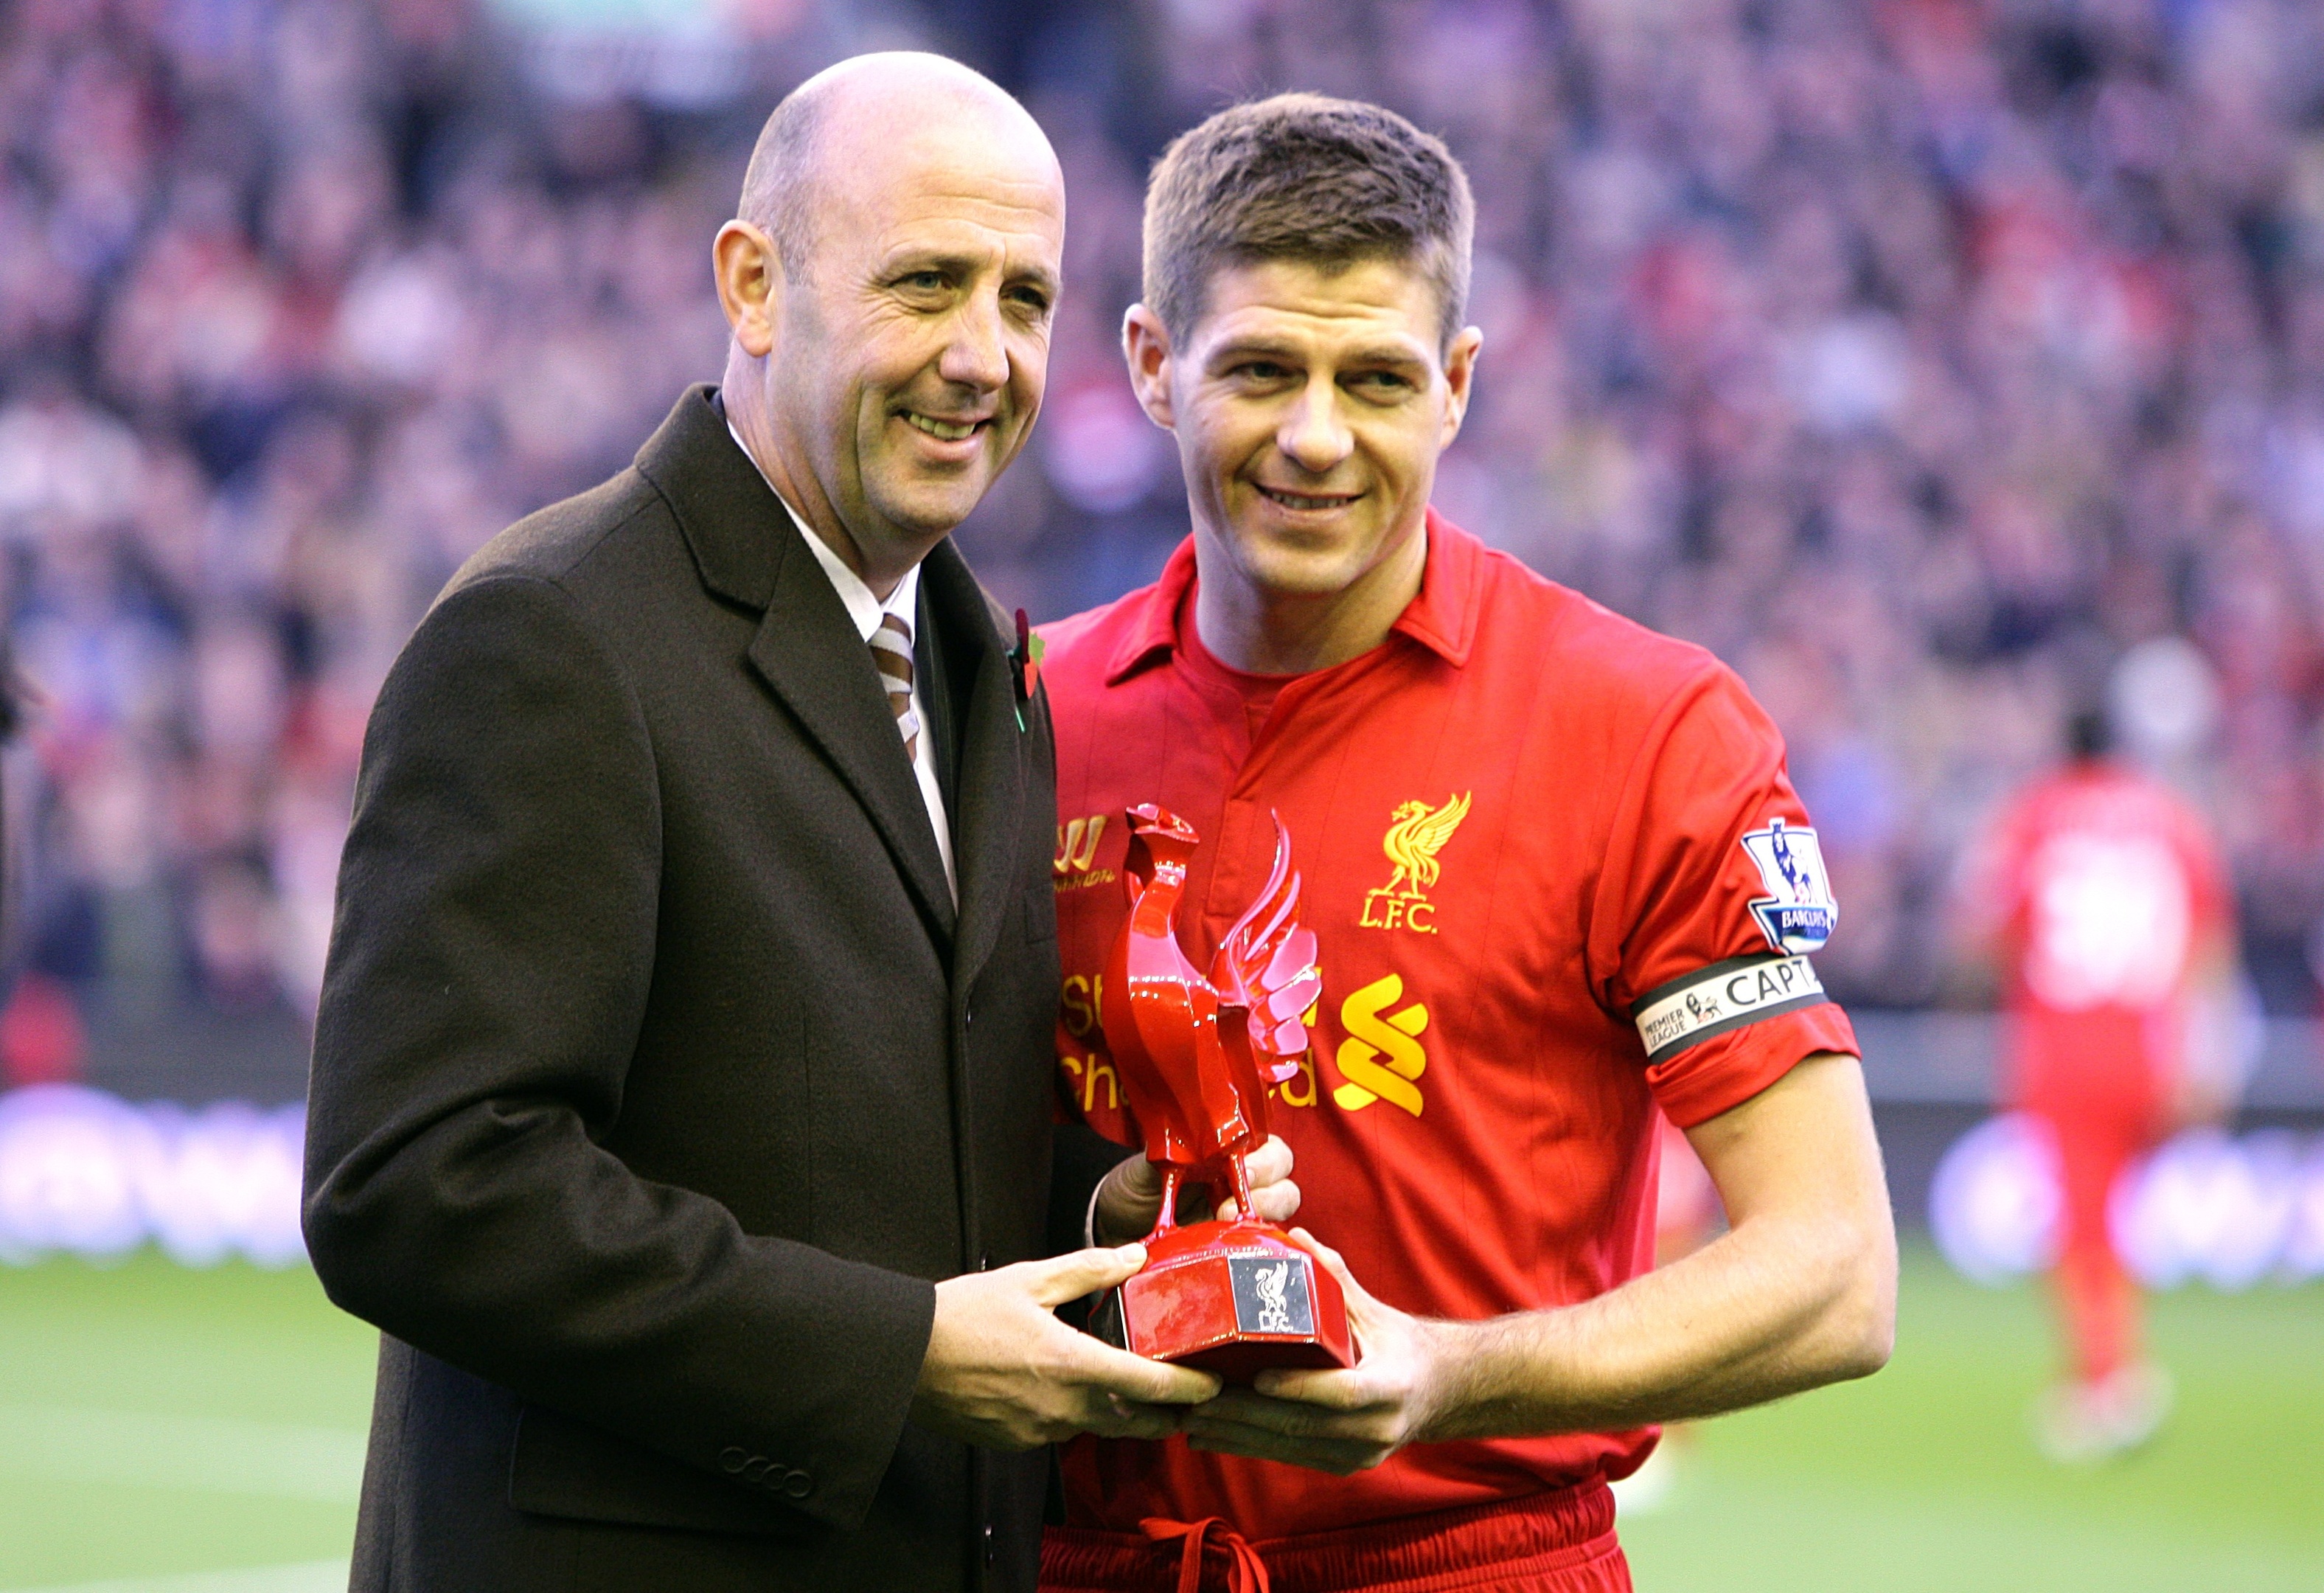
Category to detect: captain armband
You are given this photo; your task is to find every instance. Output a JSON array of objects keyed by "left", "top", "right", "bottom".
[{"left": 1631, "top": 953, "right": 1829, "bottom": 1065}]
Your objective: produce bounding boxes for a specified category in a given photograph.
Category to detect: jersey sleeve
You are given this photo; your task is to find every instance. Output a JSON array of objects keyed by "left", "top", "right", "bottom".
[{"left": 1588, "top": 660, "right": 1860, "bottom": 1128}]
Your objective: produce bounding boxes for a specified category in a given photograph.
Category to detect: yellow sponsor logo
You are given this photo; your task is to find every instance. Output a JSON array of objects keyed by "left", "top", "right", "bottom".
[
  {"left": 1060, "top": 974, "right": 1104, "bottom": 1039},
  {"left": 1330, "top": 973, "right": 1428, "bottom": 1116},
  {"left": 1060, "top": 974, "right": 1320, "bottom": 1114},
  {"left": 1058, "top": 1050, "right": 1118, "bottom": 1114},
  {"left": 1271, "top": 1051, "right": 1318, "bottom": 1108},
  {"left": 1054, "top": 815, "right": 1115, "bottom": 891},
  {"left": 1057, "top": 975, "right": 1118, "bottom": 1113},
  {"left": 1360, "top": 792, "right": 1470, "bottom": 934}
]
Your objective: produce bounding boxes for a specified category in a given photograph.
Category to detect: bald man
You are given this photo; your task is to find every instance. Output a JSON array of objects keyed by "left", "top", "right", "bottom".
[{"left": 303, "top": 54, "right": 1216, "bottom": 1592}]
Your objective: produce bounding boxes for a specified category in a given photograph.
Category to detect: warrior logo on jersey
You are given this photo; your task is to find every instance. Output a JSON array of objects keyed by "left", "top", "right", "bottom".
[
  {"left": 1053, "top": 815, "right": 1115, "bottom": 891},
  {"left": 1739, "top": 818, "right": 1837, "bottom": 954},
  {"left": 1361, "top": 792, "right": 1471, "bottom": 934}
]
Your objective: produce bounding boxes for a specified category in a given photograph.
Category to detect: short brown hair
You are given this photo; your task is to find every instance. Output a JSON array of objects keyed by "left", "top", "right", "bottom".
[{"left": 1142, "top": 93, "right": 1475, "bottom": 352}]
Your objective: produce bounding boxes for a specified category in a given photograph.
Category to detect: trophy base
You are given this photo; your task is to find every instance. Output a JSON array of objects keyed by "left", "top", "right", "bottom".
[{"left": 1090, "top": 1220, "right": 1355, "bottom": 1384}]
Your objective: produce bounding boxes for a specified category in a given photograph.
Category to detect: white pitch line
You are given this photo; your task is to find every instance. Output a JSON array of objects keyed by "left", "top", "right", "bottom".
[
  {"left": 1, "top": 1562, "right": 347, "bottom": 1593},
  {"left": 0, "top": 1404, "right": 365, "bottom": 1504}
]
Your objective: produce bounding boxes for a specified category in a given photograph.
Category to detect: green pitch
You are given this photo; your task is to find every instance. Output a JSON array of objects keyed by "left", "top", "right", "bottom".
[
  {"left": 0, "top": 1253, "right": 372, "bottom": 1592},
  {"left": 1, "top": 1246, "right": 2318, "bottom": 1592},
  {"left": 1620, "top": 1247, "right": 2324, "bottom": 1591}
]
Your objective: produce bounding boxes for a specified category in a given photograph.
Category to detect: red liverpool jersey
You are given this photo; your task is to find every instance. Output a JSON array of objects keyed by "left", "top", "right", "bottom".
[
  {"left": 1043, "top": 515, "right": 1859, "bottom": 1537},
  {"left": 1970, "top": 762, "right": 2231, "bottom": 1118}
]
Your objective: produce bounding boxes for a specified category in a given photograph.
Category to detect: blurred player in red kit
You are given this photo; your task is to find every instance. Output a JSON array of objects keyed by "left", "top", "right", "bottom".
[
  {"left": 1037, "top": 94, "right": 1896, "bottom": 1592},
  {"left": 1968, "top": 704, "right": 2237, "bottom": 1460}
]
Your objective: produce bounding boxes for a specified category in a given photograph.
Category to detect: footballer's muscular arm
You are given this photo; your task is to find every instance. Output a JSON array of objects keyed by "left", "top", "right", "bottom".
[{"left": 1180, "top": 1052, "right": 1896, "bottom": 1474}]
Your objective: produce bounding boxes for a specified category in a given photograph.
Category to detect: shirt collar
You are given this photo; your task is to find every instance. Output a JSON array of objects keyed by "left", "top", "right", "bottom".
[
  {"left": 1105, "top": 507, "right": 1480, "bottom": 684},
  {"left": 728, "top": 420, "right": 919, "bottom": 642}
]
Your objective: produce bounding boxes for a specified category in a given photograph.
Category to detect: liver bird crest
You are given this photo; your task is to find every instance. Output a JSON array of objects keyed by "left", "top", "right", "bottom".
[{"left": 1381, "top": 791, "right": 1472, "bottom": 898}]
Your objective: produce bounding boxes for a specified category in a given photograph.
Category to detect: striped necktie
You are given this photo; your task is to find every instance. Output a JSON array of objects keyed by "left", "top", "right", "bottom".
[{"left": 870, "top": 612, "right": 919, "bottom": 761}]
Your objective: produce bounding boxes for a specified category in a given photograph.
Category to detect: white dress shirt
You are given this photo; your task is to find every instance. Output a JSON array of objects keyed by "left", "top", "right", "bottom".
[{"left": 728, "top": 423, "right": 957, "bottom": 900}]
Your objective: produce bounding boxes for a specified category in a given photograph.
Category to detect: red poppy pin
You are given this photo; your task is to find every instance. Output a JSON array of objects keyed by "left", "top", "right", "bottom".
[{"left": 1012, "top": 608, "right": 1044, "bottom": 701}]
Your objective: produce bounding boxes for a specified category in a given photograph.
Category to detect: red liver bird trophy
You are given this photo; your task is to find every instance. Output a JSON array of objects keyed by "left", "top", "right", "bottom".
[{"left": 1089, "top": 804, "right": 1356, "bottom": 1381}]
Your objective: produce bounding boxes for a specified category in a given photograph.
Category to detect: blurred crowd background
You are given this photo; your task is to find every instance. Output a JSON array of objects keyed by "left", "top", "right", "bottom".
[{"left": 5, "top": 0, "right": 2324, "bottom": 1096}]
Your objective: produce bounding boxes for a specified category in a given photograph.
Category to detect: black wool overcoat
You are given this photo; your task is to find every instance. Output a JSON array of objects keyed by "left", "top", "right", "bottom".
[{"left": 304, "top": 386, "right": 1118, "bottom": 1592}]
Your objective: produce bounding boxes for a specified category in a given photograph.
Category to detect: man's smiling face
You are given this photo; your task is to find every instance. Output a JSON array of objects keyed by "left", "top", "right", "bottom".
[
  {"left": 770, "top": 113, "right": 1063, "bottom": 577},
  {"left": 1135, "top": 256, "right": 1478, "bottom": 610}
]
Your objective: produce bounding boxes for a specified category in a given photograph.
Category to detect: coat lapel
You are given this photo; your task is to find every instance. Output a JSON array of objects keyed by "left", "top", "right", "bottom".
[
  {"left": 919, "top": 541, "right": 1023, "bottom": 993},
  {"left": 747, "top": 576, "right": 958, "bottom": 943},
  {"left": 638, "top": 387, "right": 956, "bottom": 944}
]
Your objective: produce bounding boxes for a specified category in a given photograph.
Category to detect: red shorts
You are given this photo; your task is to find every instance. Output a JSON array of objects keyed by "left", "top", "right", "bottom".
[{"left": 1038, "top": 1483, "right": 1629, "bottom": 1593}]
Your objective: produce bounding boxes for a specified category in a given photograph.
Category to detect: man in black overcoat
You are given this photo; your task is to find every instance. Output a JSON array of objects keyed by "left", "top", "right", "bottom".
[{"left": 302, "top": 53, "right": 1240, "bottom": 1592}]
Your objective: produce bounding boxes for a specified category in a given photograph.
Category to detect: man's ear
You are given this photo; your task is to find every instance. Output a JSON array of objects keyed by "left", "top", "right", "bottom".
[
  {"left": 713, "top": 220, "right": 780, "bottom": 358},
  {"left": 1121, "top": 304, "right": 1177, "bottom": 430},
  {"left": 1438, "top": 324, "right": 1484, "bottom": 448}
]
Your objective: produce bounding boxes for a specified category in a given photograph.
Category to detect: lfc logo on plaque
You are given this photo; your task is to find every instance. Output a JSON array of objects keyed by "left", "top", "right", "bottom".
[{"left": 1088, "top": 804, "right": 1357, "bottom": 1381}]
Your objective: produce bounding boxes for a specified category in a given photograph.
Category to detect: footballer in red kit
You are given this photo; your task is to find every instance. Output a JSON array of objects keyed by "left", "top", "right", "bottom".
[
  {"left": 1043, "top": 94, "right": 1896, "bottom": 1592},
  {"left": 1047, "top": 515, "right": 1858, "bottom": 1524},
  {"left": 1966, "top": 709, "right": 2235, "bottom": 1460}
]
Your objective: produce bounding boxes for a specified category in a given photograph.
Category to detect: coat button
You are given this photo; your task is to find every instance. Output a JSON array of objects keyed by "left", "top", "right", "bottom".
[
  {"left": 984, "top": 1523, "right": 996, "bottom": 1566},
  {"left": 782, "top": 1469, "right": 814, "bottom": 1499},
  {"left": 719, "top": 1447, "right": 749, "bottom": 1474}
]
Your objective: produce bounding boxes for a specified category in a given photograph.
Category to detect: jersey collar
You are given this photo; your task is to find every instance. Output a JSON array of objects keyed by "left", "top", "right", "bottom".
[{"left": 1104, "top": 507, "right": 1482, "bottom": 684}]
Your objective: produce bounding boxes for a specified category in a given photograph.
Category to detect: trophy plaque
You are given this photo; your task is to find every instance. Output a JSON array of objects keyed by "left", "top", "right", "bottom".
[{"left": 1088, "top": 805, "right": 1355, "bottom": 1382}]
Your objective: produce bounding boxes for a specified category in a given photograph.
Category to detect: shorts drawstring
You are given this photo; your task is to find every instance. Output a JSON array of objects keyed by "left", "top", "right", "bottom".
[{"left": 1140, "top": 1515, "right": 1270, "bottom": 1593}]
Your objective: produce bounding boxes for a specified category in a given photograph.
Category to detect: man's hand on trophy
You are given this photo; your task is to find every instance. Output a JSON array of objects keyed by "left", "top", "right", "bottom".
[
  {"left": 1090, "top": 1136, "right": 1301, "bottom": 1244},
  {"left": 909, "top": 1245, "right": 1223, "bottom": 1450},
  {"left": 1211, "top": 1133, "right": 1301, "bottom": 1223},
  {"left": 1179, "top": 1227, "right": 1460, "bottom": 1475}
]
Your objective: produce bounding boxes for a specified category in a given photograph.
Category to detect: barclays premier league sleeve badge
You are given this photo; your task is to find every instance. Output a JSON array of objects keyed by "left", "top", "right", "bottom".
[
  {"left": 1739, "top": 817, "right": 1837, "bottom": 955},
  {"left": 1628, "top": 818, "right": 1840, "bottom": 1063}
]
